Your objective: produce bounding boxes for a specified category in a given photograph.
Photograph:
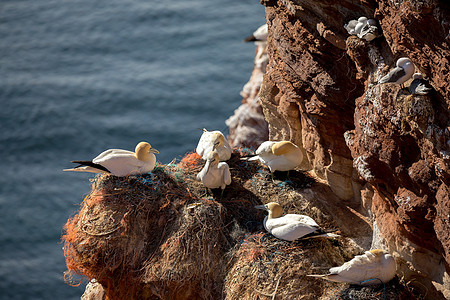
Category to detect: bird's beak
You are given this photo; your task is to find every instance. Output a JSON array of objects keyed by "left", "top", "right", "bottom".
[
  {"left": 150, "top": 148, "right": 159, "bottom": 154},
  {"left": 254, "top": 204, "right": 268, "bottom": 211}
]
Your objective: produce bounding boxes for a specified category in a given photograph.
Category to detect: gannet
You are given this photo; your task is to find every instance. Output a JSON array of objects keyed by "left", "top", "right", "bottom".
[
  {"left": 254, "top": 202, "right": 339, "bottom": 241},
  {"left": 196, "top": 151, "right": 231, "bottom": 192},
  {"left": 409, "top": 73, "right": 432, "bottom": 95},
  {"left": 64, "top": 142, "right": 159, "bottom": 177},
  {"left": 308, "top": 249, "right": 396, "bottom": 285},
  {"left": 242, "top": 141, "right": 303, "bottom": 173},
  {"left": 196, "top": 128, "right": 232, "bottom": 161},
  {"left": 244, "top": 24, "right": 269, "bottom": 65},
  {"left": 378, "top": 57, "right": 415, "bottom": 87},
  {"left": 244, "top": 24, "right": 268, "bottom": 42}
]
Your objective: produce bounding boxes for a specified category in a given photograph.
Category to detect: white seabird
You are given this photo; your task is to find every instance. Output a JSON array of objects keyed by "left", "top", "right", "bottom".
[
  {"left": 409, "top": 73, "right": 432, "bottom": 95},
  {"left": 357, "top": 18, "right": 379, "bottom": 41},
  {"left": 64, "top": 142, "right": 159, "bottom": 177},
  {"left": 244, "top": 24, "right": 268, "bottom": 42},
  {"left": 255, "top": 202, "right": 339, "bottom": 241},
  {"left": 344, "top": 19, "right": 359, "bottom": 35},
  {"left": 196, "top": 128, "right": 232, "bottom": 161},
  {"left": 354, "top": 17, "right": 368, "bottom": 36},
  {"left": 378, "top": 57, "right": 415, "bottom": 87},
  {"left": 307, "top": 249, "right": 396, "bottom": 285},
  {"left": 244, "top": 23, "right": 269, "bottom": 66},
  {"left": 196, "top": 151, "right": 232, "bottom": 192},
  {"left": 242, "top": 141, "right": 303, "bottom": 173}
]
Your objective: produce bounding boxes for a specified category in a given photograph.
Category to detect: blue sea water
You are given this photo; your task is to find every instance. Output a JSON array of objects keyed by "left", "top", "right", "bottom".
[{"left": 0, "top": 1, "right": 265, "bottom": 298}]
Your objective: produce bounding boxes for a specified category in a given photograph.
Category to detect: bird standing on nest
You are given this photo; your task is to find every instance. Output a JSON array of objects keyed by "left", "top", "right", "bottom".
[
  {"left": 196, "top": 128, "right": 232, "bottom": 161},
  {"left": 196, "top": 151, "right": 231, "bottom": 195},
  {"left": 242, "top": 141, "right": 303, "bottom": 179},
  {"left": 307, "top": 249, "right": 396, "bottom": 285},
  {"left": 64, "top": 142, "right": 159, "bottom": 177},
  {"left": 254, "top": 202, "right": 339, "bottom": 241}
]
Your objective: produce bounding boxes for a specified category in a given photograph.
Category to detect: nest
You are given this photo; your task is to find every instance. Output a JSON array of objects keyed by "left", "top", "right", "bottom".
[
  {"left": 333, "top": 277, "right": 418, "bottom": 300},
  {"left": 63, "top": 149, "right": 415, "bottom": 299},
  {"left": 63, "top": 151, "right": 264, "bottom": 299},
  {"left": 63, "top": 164, "right": 197, "bottom": 299},
  {"left": 224, "top": 233, "right": 345, "bottom": 299}
]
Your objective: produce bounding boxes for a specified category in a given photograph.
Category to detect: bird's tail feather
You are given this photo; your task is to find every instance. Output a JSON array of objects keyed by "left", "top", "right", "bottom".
[
  {"left": 307, "top": 274, "right": 346, "bottom": 283},
  {"left": 244, "top": 35, "right": 257, "bottom": 42},
  {"left": 306, "top": 274, "right": 328, "bottom": 279},
  {"left": 63, "top": 166, "right": 106, "bottom": 173},
  {"left": 240, "top": 155, "right": 258, "bottom": 161},
  {"left": 301, "top": 233, "right": 340, "bottom": 240}
]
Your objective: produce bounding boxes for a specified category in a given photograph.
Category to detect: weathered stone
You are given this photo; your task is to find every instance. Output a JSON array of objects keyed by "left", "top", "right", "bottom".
[{"left": 256, "top": 0, "right": 450, "bottom": 298}]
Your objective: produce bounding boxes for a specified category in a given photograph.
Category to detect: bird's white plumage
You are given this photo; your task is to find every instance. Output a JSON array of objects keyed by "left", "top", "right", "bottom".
[
  {"left": 378, "top": 57, "right": 415, "bottom": 85},
  {"left": 345, "top": 17, "right": 378, "bottom": 41},
  {"left": 196, "top": 151, "right": 231, "bottom": 190},
  {"left": 354, "top": 17, "right": 368, "bottom": 35},
  {"left": 246, "top": 141, "right": 303, "bottom": 172},
  {"left": 344, "top": 19, "right": 359, "bottom": 35},
  {"left": 357, "top": 19, "right": 379, "bottom": 41},
  {"left": 64, "top": 142, "right": 159, "bottom": 177},
  {"left": 255, "top": 202, "right": 337, "bottom": 241},
  {"left": 252, "top": 24, "right": 268, "bottom": 41},
  {"left": 308, "top": 250, "right": 396, "bottom": 285},
  {"left": 262, "top": 214, "right": 319, "bottom": 241},
  {"left": 196, "top": 129, "right": 232, "bottom": 161}
]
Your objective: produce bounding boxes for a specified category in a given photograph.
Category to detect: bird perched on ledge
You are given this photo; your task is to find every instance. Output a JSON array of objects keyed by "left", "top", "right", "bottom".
[
  {"left": 345, "top": 17, "right": 379, "bottom": 41},
  {"left": 196, "top": 128, "right": 232, "bottom": 161},
  {"left": 307, "top": 249, "right": 396, "bottom": 285},
  {"left": 244, "top": 23, "right": 268, "bottom": 42},
  {"left": 378, "top": 57, "right": 415, "bottom": 88},
  {"left": 64, "top": 142, "right": 159, "bottom": 177},
  {"left": 196, "top": 151, "right": 231, "bottom": 193},
  {"left": 242, "top": 141, "right": 303, "bottom": 173},
  {"left": 255, "top": 202, "right": 339, "bottom": 241},
  {"left": 357, "top": 18, "right": 379, "bottom": 41}
]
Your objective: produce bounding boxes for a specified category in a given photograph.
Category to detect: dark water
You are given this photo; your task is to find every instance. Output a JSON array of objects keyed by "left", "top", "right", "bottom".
[{"left": 0, "top": 1, "right": 265, "bottom": 298}]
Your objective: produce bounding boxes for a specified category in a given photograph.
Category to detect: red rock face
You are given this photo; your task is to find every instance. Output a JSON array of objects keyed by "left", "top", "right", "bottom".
[{"left": 257, "top": 0, "right": 449, "bottom": 298}]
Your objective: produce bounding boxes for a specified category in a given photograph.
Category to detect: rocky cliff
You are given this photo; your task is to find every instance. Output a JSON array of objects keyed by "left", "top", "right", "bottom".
[{"left": 255, "top": 0, "right": 449, "bottom": 298}]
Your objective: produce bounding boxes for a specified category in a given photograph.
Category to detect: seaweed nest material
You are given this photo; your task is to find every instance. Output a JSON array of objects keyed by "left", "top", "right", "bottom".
[{"left": 63, "top": 150, "right": 415, "bottom": 299}]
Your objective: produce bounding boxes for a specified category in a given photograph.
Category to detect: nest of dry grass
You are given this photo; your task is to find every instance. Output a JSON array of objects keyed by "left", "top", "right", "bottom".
[
  {"left": 63, "top": 163, "right": 198, "bottom": 299},
  {"left": 224, "top": 232, "right": 345, "bottom": 300},
  {"left": 332, "top": 277, "right": 418, "bottom": 300},
  {"left": 64, "top": 149, "right": 414, "bottom": 300}
]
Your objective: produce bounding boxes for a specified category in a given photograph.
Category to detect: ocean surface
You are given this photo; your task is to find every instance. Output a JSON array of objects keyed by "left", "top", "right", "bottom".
[{"left": 0, "top": 1, "right": 265, "bottom": 298}]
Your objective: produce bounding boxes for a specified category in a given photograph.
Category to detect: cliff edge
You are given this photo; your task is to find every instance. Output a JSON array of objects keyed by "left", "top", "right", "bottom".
[{"left": 257, "top": 0, "right": 449, "bottom": 298}]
